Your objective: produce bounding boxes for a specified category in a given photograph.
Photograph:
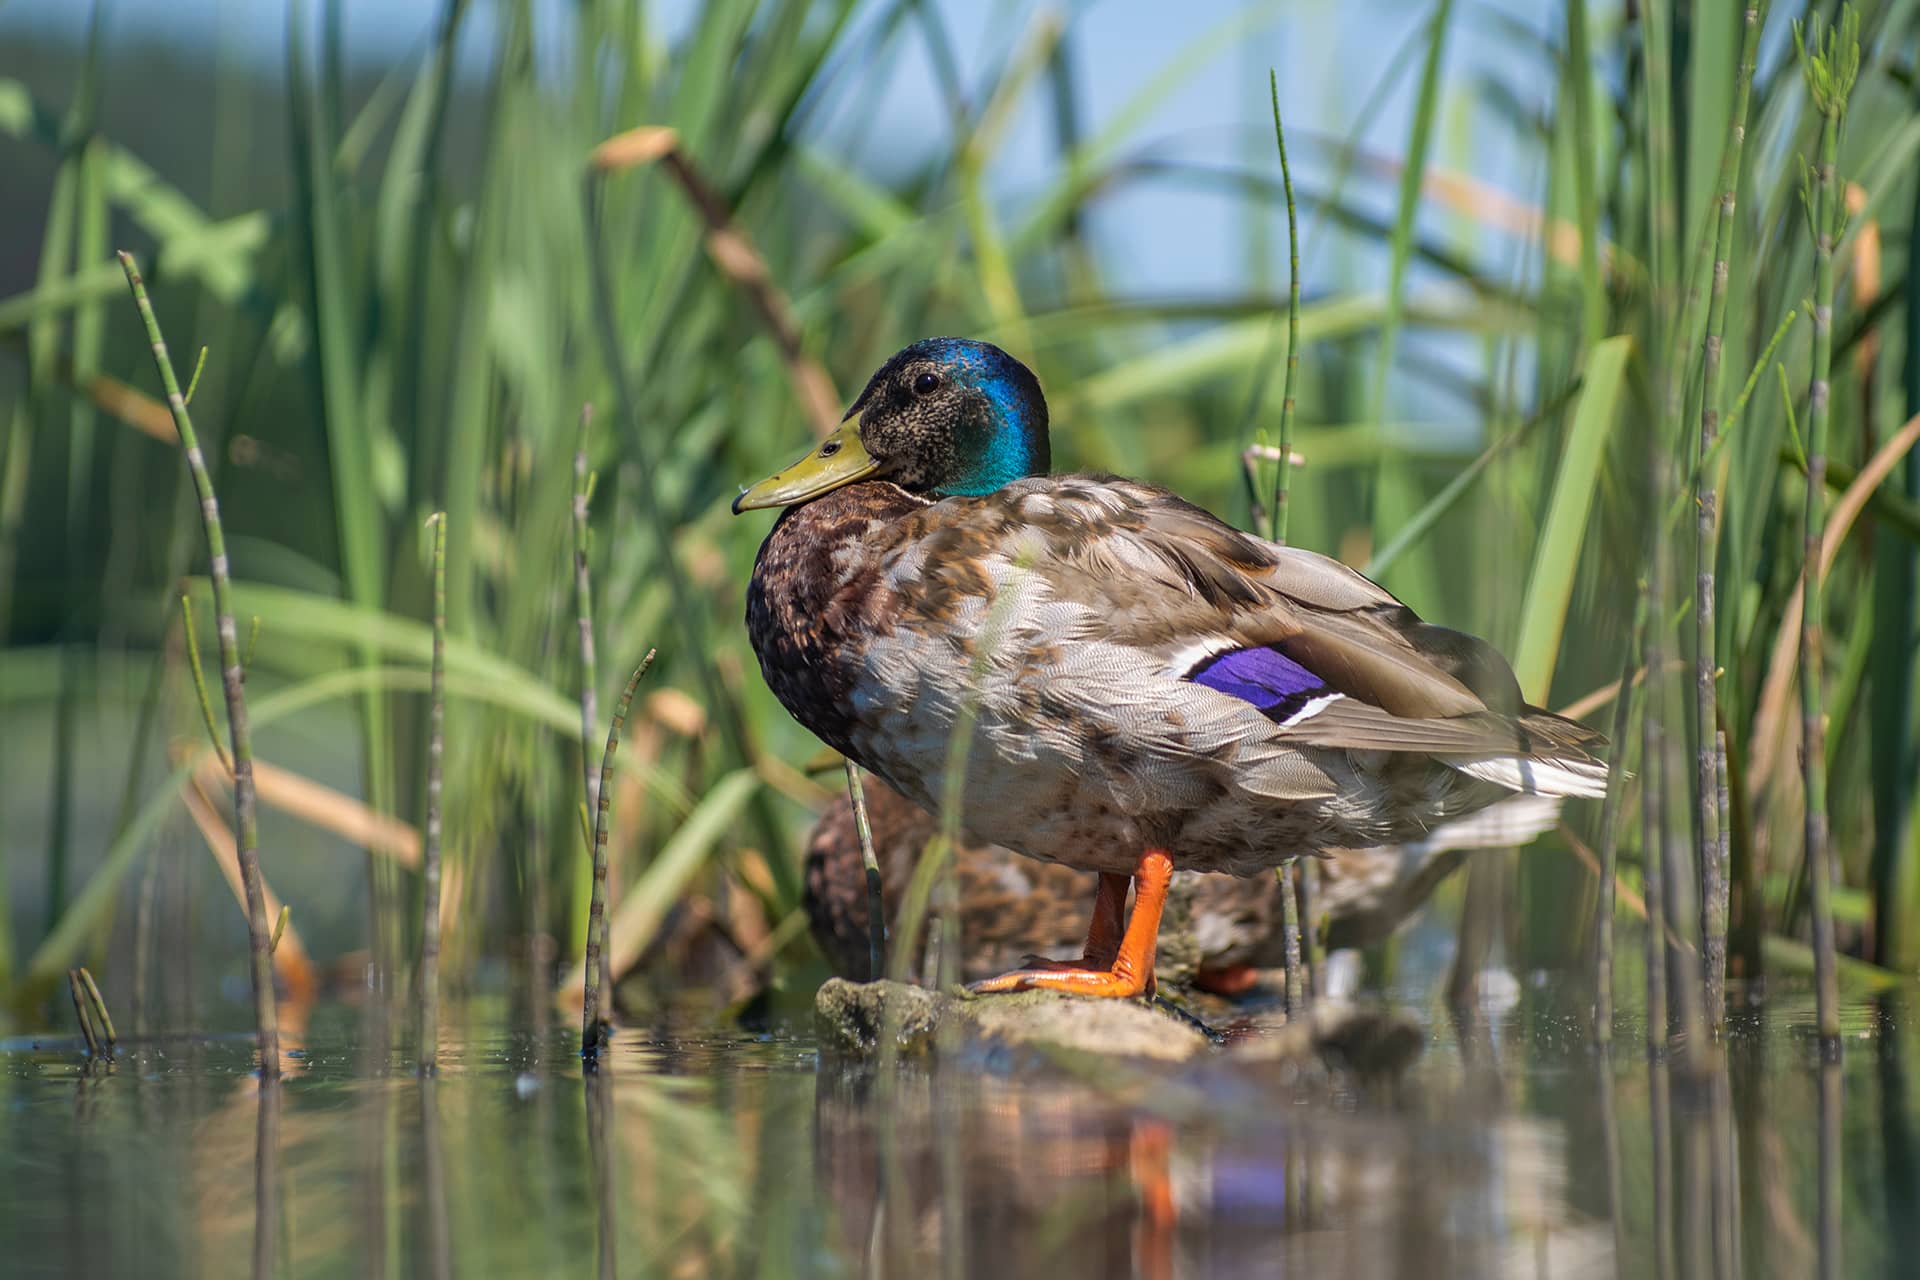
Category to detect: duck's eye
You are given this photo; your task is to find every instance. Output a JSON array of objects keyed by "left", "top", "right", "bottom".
[
  {"left": 912, "top": 371, "right": 941, "bottom": 396},
  {"left": 820, "top": 440, "right": 841, "bottom": 457}
]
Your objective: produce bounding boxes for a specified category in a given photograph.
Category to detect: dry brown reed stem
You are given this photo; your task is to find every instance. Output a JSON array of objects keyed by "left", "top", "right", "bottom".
[
  {"left": 1555, "top": 657, "right": 1688, "bottom": 722},
  {"left": 1747, "top": 411, "right": 1920, "bottom": 798},
  {"left": 199, "top": 755, "right": 421, "bottom": 867},
  {"left": 590, "top": 125, "right": 842, "bottom": 436},
  {"left": 118, "top": 249, "right": 279, "bottom": 1075},
  {"left": 1372, "top": 159, "right": 1613, "bottom": 273},
  {"left": 418, "top": 512, "right": 447, "bottom": 1074},
  {"left": 78, "top": 367, "right": 175, "bottom": 441},
  {"left": 581, "top": 650, "right": 658, "bottom": 1061}
]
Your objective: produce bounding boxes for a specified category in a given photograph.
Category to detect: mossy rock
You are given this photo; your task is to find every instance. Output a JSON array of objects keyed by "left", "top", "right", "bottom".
[
  {"left": 815, "top": 978, "right": 1426, "bottom": 1083},
  {"left": 815, "top": 978, "right": 1211, "bottom": 1061},
  {"left": 814, "top": 977, "right": 953, "bottom": 1056}
]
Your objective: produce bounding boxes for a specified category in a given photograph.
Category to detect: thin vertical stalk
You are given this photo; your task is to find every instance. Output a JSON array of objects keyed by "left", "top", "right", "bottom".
[
  {"left": 1643, "top": 0, "right": 1679, "bottom": 415},
  {"left": 1592, "top": 589, "right": 1648, "bottom": 1043},
  {"left": 1712, "top": 728, "right": 1731, "bottom": 997},
  {"left": 572, "top": 408, "right": 607, "bottom": 1006},
  {"left": 77, "top": 966, "right": 116, "bottom": 1049},
  {"left": 1796, "top": 10, "right": 1859, "bottom": 1050},
  {"left": 844, "top": 764, "right": 886, "bottom": 981},
  {"left": 68, "top": 969, "right": 101, "bottom": 1058},
  {"left": 182, "top": 597, "right": 233, "bottom": 772},
  {"left": 582, "top": 650, "right": 657, "bottom": 1061},
  {"left": 1693, "top": 1, "right": 1768, "bottom": 1040},
  {"left": 573, "top": 406, "right": 600, "bottom": 816},
  {"left": 1564, "top": 0, "right": 1605, "bottom": 345},
  {"left": 1643, "top": 719, "right": 1674, "bottom": 1280},
  {"left": 289, "top": 0, "right": 397, "bottom": 982},
  {"left": 1369, "top": 0, "right": 1454, "bottom": 586},
  {"left": 1266, "top": 69, "right": 1300, "bottom": 545},
  {"left": 1296, "top": 860, "right": 1319, "bottom": 999},
  {"left": 1280, "top": 858, "right": 1303, "bottom": 1013},
  {"left": 119, "top": 250, "right": 279, "bottom": 1076},
  {"left": 418, "top": 513, "right": 447, "bottom": 1075}
]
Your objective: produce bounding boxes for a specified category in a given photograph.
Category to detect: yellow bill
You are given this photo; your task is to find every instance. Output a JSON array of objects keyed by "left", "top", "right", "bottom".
[{"left": 732, "top": 418, "right": 877, "bottom": 513}]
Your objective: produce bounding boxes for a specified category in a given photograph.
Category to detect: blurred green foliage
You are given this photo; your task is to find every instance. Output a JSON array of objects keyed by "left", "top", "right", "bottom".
[{"left": 2, "top": 0, "right": 1918, "bottom": 1028}]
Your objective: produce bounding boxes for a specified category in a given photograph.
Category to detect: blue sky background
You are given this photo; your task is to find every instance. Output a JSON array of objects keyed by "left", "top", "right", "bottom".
[{"left": 1, "top": 0, "right": 1561, "bottom": 304}]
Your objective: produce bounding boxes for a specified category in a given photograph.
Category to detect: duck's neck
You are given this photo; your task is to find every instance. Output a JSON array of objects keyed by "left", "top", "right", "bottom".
[{"left": 745, "top": 481, "right": 929, "bottom": 757}]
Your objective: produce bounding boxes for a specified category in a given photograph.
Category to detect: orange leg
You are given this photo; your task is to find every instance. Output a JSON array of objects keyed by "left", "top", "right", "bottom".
[
  {"left": 1195, "top": 964, "right": 1261, "bottom": 997},
  {"left": 1015, "top": 871, "right": 1129, "bottom": 971},
  {"left": 968, "top": 851, "right": 1173, "bottom": 998}
]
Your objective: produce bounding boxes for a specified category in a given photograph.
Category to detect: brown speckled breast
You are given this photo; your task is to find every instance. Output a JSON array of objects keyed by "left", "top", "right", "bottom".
[{"left": 744, "top": 482, "right": 925, "bottom": 759}]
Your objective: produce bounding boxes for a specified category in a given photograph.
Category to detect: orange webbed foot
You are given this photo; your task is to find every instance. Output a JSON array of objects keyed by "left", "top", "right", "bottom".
[
  {"left": 967, "top": 850, "right": 1173, "bottom": 1001},
  {"left": 966, "top": 959, "right": 1155, "bottom": 998}
]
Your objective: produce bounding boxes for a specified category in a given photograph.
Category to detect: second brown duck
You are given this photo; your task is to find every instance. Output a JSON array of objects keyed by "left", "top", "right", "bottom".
[{"left": 805, "top": 776, "right": 1563, "bottom": 993}]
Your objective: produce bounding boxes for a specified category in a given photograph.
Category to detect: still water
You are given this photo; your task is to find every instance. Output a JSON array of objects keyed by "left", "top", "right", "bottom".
[{"left": 2, "top": 982, "right": 1912, "bottom": 1279}]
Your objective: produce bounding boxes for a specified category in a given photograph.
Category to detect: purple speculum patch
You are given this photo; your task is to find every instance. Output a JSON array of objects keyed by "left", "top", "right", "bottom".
[{"left": 1186, "top": 644, "right": 1331, "bottom": 718}]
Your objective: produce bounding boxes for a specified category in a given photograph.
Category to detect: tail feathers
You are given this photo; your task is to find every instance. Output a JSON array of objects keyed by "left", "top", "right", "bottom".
[
  {"left": 1447, "top": 752, "right": 1609, "bottom": 799},
  {"left": 1407, "top": 794, "right": 1564, "bottom": 854}
]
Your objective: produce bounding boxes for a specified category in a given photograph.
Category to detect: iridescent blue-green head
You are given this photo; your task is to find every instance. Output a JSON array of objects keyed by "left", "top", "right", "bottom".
[{"left": 733, "top": 338, "right": 1049, "bottom": 512}]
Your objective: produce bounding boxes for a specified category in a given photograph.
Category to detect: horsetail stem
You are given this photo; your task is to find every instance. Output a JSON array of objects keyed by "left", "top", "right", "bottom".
[
  {"left": 582, "top": 649, "right": 657, "bottom": 1062},
  {"left": 119, "top": 250, "right": 278, "bottom": 1077}
]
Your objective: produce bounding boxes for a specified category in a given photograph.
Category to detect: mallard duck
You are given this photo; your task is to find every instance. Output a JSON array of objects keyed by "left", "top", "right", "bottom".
[
  {"left": 736, "top": 338, "right": 1605, "bottom": 998},
  {"left": 803, "top": 774, "right": 1564, "bottom": 991}
]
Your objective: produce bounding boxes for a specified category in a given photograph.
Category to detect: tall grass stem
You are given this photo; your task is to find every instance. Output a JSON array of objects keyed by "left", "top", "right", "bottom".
[
  {"left": 418, "top": 512, "right": 446, "bottom": 1074},
  {"left": 844, "top": 764, "right": 886, "bottom": 981},
  {"left": 1266, "top": 70, "right": 1299, "bottom": 545},
  {"left": 1796, "top": 9, "right": 1860, "bottom": 1049},
  {"left": 1280, "top": 859, "right": 1303, "bottom": 1013},
  {"left": 1692, "top": 1, "right": 1769, "bottom": 1039},
  {"left": 118, "top": 249, "right": 279, "bottom": 1076},
  {"left": 581, "top": 649, "right": 657, "bottom": 1061},
  {"left": 1592, "top": 588, "right": 1647, "bottom": 1042}
]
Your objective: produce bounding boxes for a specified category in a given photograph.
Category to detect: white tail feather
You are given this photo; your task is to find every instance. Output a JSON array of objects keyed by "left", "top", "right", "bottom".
[
  {"left": 1448, "top": 753, "right": 1609, "bottom": 799},
  {"left": 1407, "top": 794, "right": 1564, "bottom": 855}
]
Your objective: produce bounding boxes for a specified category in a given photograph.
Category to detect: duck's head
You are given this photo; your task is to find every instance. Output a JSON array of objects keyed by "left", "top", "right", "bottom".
[{"left": 732, "top": 337, "right": 1049, "bottom": 513}]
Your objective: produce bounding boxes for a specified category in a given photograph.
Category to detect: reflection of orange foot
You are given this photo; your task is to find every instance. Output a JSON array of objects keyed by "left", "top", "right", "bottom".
[
  {"left": 968, "top": 851, "right": 1172, "bottom": 999},
  {"left": 1131, "top": 1119, "right": 1176, "bottom": 1280},
  {"left": 1196, "top": 964, "right": 1261, "bottom": 996}
]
